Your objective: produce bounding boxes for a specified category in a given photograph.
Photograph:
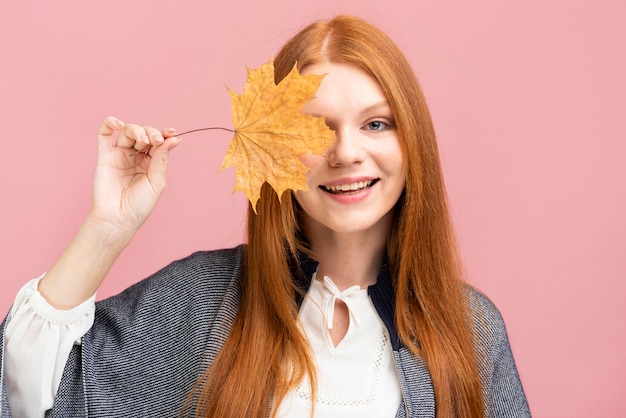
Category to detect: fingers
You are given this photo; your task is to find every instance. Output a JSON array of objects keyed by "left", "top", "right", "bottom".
[
  {"left": 97, "top": 116, "right": 125, "bottom": 151},
  {"left": 147, "top": 135, "right": 182, "bottom": 191},
  {"left": 162, "top": 127, "right": 177, "bottom": 139},
  {"left": 97, "top": 117, "right": 181, "bottom": 160},
  {"left": 115, "top": 124, "right": 174, "bottom": 156},
  {"left": 115, "top": 124, "right": 151, "bottom": 153}
]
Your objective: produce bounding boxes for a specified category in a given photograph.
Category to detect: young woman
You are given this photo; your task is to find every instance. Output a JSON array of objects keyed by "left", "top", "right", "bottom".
[{"left": 1, "top": 15, "right": 530, "bottom": 418}]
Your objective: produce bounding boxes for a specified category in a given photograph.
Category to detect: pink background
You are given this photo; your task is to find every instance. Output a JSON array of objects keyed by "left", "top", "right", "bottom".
[{"left": 1, "top": 1, "right": 624, "bottom": 416}]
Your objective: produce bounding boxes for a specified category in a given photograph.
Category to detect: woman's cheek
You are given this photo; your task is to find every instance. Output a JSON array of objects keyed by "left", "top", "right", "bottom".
[{"left": 299, "top": 154, "right": 325, "bottom": 170}]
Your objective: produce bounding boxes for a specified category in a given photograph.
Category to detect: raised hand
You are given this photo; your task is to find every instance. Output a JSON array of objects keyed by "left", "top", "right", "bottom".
[
  {"left": 88, "top": 116, "right": 182, "bottom": 241},
  {"left": 38, "top": 117, "right": 181, "bottom": 309}
]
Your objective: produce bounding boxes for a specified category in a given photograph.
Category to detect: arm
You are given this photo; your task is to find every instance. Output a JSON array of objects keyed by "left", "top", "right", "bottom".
[
  {"left": 2, "top": 117, "right": 181, "bottom": 417},
  {"left": 38, "top": 116, "right": 181, "bottom": 309},
  {"left": 4, "top": 278, "right": 95, "bottom": 418}
]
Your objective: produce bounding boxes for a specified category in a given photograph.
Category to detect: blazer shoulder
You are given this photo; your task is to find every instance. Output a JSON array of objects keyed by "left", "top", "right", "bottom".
[
  {"left": 464, "top": 285, "right": 511, "bottom": 351},
  {"left": 95, "top": 244, "right": 246, "bottom": 314}
]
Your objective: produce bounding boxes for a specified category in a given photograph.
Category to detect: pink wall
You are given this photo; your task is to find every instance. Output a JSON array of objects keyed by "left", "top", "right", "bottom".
[{"left": 1, "top": 1, "right": 624, "bottom": 416}]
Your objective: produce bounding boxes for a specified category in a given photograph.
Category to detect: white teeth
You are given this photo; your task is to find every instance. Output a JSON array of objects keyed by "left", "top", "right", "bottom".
[{"left": 324, "top": 180, "right": 373, "bottom": 192}]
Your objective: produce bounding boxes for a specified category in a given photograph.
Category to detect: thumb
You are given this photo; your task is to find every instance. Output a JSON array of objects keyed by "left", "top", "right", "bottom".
[{"left": 147, "top": 136, "right": 182, "bottom": 193}]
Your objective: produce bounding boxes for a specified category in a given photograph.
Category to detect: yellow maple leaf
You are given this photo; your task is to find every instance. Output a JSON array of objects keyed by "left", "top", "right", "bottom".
[{"left": 220, "top": 59, "right": 335, "bottom": 212}]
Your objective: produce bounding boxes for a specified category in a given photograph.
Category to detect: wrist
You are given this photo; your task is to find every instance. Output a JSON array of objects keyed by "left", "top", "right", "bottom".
[
  {"left": 82, "top": 212, "right": 137, "bottom": 250},
  {"left": 39, "top": 214, "right": 136, "bottom": 310}
]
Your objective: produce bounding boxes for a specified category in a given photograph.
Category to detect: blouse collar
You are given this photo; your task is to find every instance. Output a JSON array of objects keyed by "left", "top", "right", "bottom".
[{"left": 290, "top": 253, "right": 401, "bottom": 350}]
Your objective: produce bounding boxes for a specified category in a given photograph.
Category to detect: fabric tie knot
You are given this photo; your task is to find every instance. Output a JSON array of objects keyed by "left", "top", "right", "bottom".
[{"left": 321, "top": 276, "right": 361, "bottom": 330}]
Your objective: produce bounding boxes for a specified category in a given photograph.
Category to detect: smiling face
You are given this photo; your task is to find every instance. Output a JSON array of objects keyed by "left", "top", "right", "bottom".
[{"left": 295, "top": 62, "right": 406, "bottom": 242}]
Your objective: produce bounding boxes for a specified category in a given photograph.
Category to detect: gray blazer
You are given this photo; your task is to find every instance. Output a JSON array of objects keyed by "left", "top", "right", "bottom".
[{"left": 0, "top": 245, "right": 531, "bottom": 417}]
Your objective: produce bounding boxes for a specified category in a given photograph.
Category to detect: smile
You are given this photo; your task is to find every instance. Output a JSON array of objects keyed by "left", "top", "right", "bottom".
[{"left": 320, "top": 179, "right": 379, "bottom": 194}]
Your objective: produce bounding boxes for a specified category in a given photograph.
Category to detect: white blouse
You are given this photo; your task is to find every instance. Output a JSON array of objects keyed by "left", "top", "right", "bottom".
[
  {"left": 276, "top": 274, "right": 401, "bottom": 417},
  {"left": 4, "top": 275, "right": 401, "bottom": 418},
  {"left": 4, "top": 276, "right": 95, "bottom": 418}
]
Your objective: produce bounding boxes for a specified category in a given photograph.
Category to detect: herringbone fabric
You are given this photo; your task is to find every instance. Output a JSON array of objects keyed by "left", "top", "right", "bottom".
[{"left": 1, "top": 245, "right": 530, "bottom": 417}]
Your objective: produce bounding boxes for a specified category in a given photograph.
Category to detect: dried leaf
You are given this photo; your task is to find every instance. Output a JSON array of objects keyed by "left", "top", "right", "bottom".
[{"left": 220, "top": 59, "right": 335, "bottom": 212}]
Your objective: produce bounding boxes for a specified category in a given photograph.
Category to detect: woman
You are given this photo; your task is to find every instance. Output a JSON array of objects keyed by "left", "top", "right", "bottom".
[{"left": 1, "top": 15, "right": 530, "bottom": 418}]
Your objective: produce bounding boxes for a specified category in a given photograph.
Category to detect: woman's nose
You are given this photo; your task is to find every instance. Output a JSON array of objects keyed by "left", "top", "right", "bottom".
[{"left": 325, "top": 128, "right": 365, "bottom": 167}]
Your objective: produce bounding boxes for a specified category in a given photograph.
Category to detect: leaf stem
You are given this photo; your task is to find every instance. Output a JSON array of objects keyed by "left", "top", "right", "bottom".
[
  {"left": 127, "top": 126, "right": 234, "bottom": 156},
  {"left": 176, "top": 126, "right": 235, "bottom": 136}
]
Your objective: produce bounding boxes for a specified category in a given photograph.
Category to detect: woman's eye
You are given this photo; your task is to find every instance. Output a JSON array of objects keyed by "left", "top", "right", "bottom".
[{"left": 365, "top": 120, "right": 389, "bottom": 131}]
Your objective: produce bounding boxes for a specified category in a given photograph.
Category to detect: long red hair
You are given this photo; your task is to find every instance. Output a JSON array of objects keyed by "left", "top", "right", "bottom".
[{"left": 192, "top": 15, "right": 484, "bottom": 418}]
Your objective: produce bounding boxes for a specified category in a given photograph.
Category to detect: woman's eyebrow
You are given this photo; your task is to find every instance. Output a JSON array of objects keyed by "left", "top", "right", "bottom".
[
  {"left": 304, "top": 101, "right": 391, "bottom": 120},
  {"left": 359, "top": 101, "right": 391, "bottom": 116}
]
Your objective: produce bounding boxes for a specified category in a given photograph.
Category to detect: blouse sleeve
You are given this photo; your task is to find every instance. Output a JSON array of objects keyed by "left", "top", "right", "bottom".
[{"left": 3, "top": 276, "right": 95, "bottom": 418}]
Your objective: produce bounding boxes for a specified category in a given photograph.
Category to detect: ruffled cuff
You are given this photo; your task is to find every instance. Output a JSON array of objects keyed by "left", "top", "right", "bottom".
[{"left": 4, "top": 276, "right": 96, "bottom": 418}]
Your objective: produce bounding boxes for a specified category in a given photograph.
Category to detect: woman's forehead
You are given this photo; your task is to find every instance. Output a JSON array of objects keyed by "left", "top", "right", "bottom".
[{"left": 301, "top": 62, "right": 388, "bottom": 116}]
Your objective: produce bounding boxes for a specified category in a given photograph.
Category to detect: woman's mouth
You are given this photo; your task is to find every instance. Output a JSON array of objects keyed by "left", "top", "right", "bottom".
[{"left": 320, "top": 179, "right": 379, "bottom": 194}]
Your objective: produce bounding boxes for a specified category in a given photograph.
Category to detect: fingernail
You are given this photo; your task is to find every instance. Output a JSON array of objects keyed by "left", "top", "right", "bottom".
[
  {"left": 164, "top": 127, "right": 177, "bottom": 134},
  {"left": 113, "top": 118, "right": 125, "bottom": 127}
]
